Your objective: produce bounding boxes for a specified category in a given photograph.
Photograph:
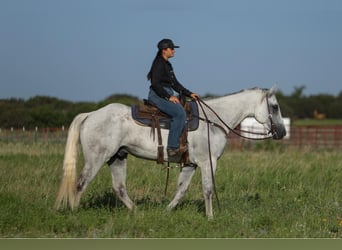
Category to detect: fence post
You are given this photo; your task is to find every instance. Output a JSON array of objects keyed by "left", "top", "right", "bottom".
[
  {"left": 10, "top": 127, "right": 14, "bottom": 142},
  {"left": 34, "top": 126, "right": 38, "bottom": 143}
]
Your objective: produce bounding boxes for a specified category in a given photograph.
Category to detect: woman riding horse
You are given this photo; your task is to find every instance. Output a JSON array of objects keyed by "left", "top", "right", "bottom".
[{"left": 147, "top": 38, "right": 200, "bottom": 158}]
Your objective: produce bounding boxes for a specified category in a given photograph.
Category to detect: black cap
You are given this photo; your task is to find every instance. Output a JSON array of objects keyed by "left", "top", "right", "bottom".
[{"left": 157, "top": 39, "right": 180, "bottom": 50}]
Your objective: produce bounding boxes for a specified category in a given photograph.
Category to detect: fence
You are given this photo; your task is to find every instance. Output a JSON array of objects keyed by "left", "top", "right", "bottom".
[
  {"left": 0, "top": 127, "right": 67, "bottom": 144},
  {"left": 284, "top": 126, "right": 342, "bottom": 149},
  {"left": 1, "top": 126, "right": 342, "bottom": 149},
  {"left": 228, "top": 125, "right": 342, "bottom": 149}
]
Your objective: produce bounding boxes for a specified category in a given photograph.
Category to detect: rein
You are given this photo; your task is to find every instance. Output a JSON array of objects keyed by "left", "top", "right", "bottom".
[
  {"left": 197, "top": 99, "right": 221, "bottom": 211},
  {"left": 196, "top": 98, "right": 275, "bottom": 140}
]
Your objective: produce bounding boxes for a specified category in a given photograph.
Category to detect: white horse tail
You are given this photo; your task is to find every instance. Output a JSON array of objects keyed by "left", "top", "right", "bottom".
[{"left": 55, "top": 112, "right": 89, "bottom": 210}]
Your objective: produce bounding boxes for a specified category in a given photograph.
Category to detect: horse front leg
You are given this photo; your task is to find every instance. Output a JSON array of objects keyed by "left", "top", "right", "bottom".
[
  {"left": 167, "top": 165, "right": 196, "bottom": 211},
  {"left": 200, "top": 159, "right": 217, "bottom": 220}
]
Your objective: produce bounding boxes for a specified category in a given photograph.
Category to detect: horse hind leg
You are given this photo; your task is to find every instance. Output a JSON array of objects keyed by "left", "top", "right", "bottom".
[
  {"left": 167, "top": 165, "right": 196, "bottom": 211},
  {"left": 108, "top": 151, "right": 134, "bottom": 210},
  {"left": 73, "top": 161, "right": 104, "bottom": 208}
]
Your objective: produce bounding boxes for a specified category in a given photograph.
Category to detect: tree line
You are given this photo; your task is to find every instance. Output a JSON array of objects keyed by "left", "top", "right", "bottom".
[
  {"left": 276, "top": 86, "right": 342, "bottom": 119},
  {"left": 0, "top": 94, "right": 141, "bottom": 129},
  {"left": 1, "top": 87, "right": 342, "bottom": 129}
]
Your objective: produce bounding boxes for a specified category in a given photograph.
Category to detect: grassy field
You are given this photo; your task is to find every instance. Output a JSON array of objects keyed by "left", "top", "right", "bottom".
[
  {"left": 0, "top": 142, "right": 341, "bottom": 238},
  {"left": 292, "top": 119, "right": 342, "bottom": 126}
]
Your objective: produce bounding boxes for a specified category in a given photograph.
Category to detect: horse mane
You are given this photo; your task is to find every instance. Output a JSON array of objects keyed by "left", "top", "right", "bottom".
[
  {"left": 234, "top": 87, "right": 270, "bottom": 104},
  {"left": 203, "top": 87, "right": 269, "bottom": 102},
  {"left": 222, "top": 87, "right": 268, "bottom": 97}
]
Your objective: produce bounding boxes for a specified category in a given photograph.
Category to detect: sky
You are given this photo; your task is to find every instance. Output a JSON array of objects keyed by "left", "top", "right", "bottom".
[{"left": 1, "top": 0, "right": 341, "bottom": 102}]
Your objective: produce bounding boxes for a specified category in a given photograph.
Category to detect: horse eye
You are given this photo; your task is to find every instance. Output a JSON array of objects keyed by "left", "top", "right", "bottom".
[{"left": 272, "top": 105, "right": 279, "bottom": 112}]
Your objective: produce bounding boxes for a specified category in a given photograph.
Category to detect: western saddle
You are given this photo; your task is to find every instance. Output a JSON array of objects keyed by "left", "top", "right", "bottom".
[{"left": 131, "top": 99, "right": 199, "bottom": 165}]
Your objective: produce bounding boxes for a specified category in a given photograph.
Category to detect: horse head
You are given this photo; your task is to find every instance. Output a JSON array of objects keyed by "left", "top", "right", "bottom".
[{"left": 255, "top": 85, "right": 287, "bottom": 140}]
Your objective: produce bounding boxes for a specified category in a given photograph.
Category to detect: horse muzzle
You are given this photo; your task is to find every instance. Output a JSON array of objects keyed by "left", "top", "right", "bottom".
[{"left": 271, "top": 123, "right": 287, "bottom": 140}]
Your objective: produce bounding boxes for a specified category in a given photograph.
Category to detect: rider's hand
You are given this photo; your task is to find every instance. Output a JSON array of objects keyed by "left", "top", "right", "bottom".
[
  {"left": 190, "top": 93, "right": 200, "bottom": 100},
  {"left": 169, "top": 96, "right": 180, "bottom": 104}
]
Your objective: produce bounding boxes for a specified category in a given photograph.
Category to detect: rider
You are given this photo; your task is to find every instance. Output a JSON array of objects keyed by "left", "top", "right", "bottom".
[{"left": 147, "top": 38, "right": 200, "bottom": 158}]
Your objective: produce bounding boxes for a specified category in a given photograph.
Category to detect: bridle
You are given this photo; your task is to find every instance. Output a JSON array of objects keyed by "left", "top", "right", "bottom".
[
  {"left": 196, "top": 94, "right": 276, "bottom": 141},
  {"left": 264, "top": 94, "right": 277, "bottom": 138}
]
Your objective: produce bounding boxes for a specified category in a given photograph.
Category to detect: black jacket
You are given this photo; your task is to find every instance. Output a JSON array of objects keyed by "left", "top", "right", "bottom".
[{"left": 148, "top": 55, "right": 192, "bottom": 100}]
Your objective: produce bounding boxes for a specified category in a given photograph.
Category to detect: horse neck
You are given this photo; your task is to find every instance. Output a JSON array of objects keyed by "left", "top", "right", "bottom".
[{"left": 204, "top": 90, "right": 263, "bottom": 128}]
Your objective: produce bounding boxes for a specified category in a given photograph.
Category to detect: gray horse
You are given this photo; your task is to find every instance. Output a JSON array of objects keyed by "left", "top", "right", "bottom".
[{"left": 55, "top": 86, "right": 286, "bottom": 219}]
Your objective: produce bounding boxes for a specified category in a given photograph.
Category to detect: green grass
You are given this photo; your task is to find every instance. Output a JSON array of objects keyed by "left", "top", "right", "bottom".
[
  {"left": 292, "top": 119, "right": 342, "bottom": 126},
  {"left": 0, "top": 142, "right": 341, "bottom": 238}
]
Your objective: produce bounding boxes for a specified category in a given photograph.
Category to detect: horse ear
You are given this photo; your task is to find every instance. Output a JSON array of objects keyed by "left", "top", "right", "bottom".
[{"left": 268, "top": 84, "right": 277, "bottom": 96}]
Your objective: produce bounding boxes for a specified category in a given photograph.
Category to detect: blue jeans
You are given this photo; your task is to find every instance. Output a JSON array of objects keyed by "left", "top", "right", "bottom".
[{"left": 148, "top": 89, "right": 186, "bottom": 149}]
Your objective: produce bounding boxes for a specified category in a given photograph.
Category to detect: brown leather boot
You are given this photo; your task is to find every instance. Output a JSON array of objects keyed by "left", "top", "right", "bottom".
[
  {"left": 167, "top": 148, "right": 179, "bottom": 157},
  {"left": 179, "top": 143, "right": 188, "bottom": 154},
  {"left": 167, "top": 148, "right": 181, "bottom": 162}
]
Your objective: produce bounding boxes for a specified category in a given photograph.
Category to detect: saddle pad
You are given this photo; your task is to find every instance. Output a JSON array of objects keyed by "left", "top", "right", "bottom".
[{"left": 131, "top": 100, "right": 199, "bottom": 131}]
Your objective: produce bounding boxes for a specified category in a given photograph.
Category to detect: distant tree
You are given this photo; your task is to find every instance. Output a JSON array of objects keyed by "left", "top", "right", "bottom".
[
  {"left": 291, "top": 85, "right": 306, "bottom": 98},
  {"left": 328, "top": 92, "right": 342, "bottom": 118},
  {"left": 65, "top": 102, "right": 98, "bottom": 125},
  {"left": 309, "top": 94, "right": 334, "bottom": 117},
  {"left": 202, "top": 93, "right": 220, "bottom": 99},
  {"left": 276, "top": 90, "right": 294, "bottom": 118},
  {"left": 338, "top": 91, "right": 342, "bottom": 99},
  {"left": 97, "top": 94, "right": 141, "bottom": 107},
  {"left": 0, "top": 98, "right": 32, "bottom": 128},
  {"left": 29, "top": 106, "right": 65, "bottom": 127}
]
